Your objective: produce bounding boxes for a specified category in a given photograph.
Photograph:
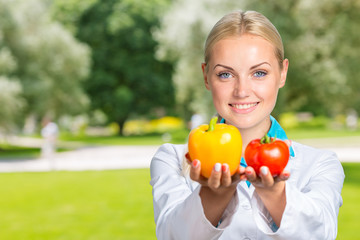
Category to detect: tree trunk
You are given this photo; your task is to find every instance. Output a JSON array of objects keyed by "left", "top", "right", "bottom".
[{"left": 118, "top": 119, "right": 126, "bottom": 136}]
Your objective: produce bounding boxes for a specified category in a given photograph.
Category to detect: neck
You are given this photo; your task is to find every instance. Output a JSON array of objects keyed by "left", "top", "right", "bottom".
[{"left": 239, "top": 117, "right": 272, "bottom": 155}]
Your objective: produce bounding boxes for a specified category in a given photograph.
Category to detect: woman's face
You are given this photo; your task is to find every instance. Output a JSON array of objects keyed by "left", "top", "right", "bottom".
[{"left": 202, "top": 34, "right": 288, "bottom": 134}]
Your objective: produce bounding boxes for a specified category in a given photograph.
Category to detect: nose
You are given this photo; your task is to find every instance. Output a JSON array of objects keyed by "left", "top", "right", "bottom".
[{"left": 234, "top": 78, "right": 250, "bottom": 98}]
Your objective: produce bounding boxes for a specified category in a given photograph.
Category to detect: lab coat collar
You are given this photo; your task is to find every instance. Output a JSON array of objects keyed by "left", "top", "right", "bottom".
[{"left": 268, "top": 116, "right": 295, "bottom": 158}]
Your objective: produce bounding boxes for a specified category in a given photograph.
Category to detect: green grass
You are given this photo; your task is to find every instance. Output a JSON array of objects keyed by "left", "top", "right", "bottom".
[
  {"left": 0, "top": 145, "right": 70, "bottom": 160},
  {"left": 0, "top": 163, "right": 358, "bottom": 239},
  {"left": 59, "top": 128, "right": 190, "bottom": 146},
  {"left": 338, "top": 163, "right": 360, "bottom": 239},
  {"left": 60, "top": 134, "right": 166, "bottom": 146},
  {"left": 0, "top": 145, "right": 41, "bottom": 159},
  {"left": 0, "top": 169, "right": 156, "bottom": 240},
  {"left": 286, "top": 128, "right": 360, "bottom": 139},
  {"left": 59, "top": 127, "right": 360, "bottom": 146}
]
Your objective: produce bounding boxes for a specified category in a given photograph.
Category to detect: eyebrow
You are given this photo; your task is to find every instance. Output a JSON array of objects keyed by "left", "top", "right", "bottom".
[
  {"left": 250, "top": 62, "right": 271, "bottom": 70},
  {"left": 213, "top": 62, "right": 271, "bottom": 70},
  {"left": 213, "top": 64, "right": 234, "bottom": 71}
]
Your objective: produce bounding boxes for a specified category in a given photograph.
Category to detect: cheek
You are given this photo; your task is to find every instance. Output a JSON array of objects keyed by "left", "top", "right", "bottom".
[
  {"left": 262, "top": 85, "right": 279, "bottom": 102},
  {"left": 209, "top": 82, "right": 232, "bottom": 100},
  {"left": 258, "top": 83, "right": 280, "bottom": 104},
  {"left": 210, "top": 87, "right": 224, "bottom": 104},
  {"left": 208, "top": 83, "right": 231, "bottom": 109}
]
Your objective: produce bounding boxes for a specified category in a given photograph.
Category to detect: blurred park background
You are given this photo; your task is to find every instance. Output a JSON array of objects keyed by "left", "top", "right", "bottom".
[{"left": 0, "top": 0, "right": 359, "bottom": 239}]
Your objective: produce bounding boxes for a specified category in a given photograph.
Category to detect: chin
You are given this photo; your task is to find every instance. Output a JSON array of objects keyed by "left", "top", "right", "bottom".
[{"left": 226, "top": 114, "right": 270, "bottom": 130}]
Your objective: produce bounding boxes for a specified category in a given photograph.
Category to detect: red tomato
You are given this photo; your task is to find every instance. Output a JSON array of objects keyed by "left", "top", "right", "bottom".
[{"left": 245, "top": 135, "right": 290, "bottom": 176}]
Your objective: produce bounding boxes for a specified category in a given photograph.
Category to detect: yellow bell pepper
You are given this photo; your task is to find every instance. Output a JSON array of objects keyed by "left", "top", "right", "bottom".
[{"left": 188, "top": 116, "right": 242, "bottom": 178}]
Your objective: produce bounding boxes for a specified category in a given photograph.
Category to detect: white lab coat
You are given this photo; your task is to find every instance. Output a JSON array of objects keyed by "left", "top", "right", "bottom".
[{"left": 150, "top": 142, "right": 344, "bottom": 240}]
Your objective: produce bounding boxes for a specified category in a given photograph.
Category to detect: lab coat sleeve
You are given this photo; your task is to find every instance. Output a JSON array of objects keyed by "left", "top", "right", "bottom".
[
  {"left": 150, "top": 144, "right": 238, "bottom": 240},
  {"left": 251, "top": 150, "right": 344, "bottom": 240}
]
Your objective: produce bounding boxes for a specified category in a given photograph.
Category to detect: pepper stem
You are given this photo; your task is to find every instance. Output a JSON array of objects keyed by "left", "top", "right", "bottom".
[{"left": 207, "top": 116, "right": 218, "bottom": 132}]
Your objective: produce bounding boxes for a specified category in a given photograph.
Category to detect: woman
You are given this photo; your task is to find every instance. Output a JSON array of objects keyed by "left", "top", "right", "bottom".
[{"left": 150, "top": 10, "right": 344, "bottom": 240}]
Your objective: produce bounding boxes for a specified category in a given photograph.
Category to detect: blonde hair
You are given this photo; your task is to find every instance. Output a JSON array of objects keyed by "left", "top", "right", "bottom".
[{"left": 204, "top": 10, "right": 284, "bottom": 71}]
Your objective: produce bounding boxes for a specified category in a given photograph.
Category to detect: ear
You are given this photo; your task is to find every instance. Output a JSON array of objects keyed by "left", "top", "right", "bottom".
[
  {"left": 279, "top": 58, "right": 289, "bottom": 88},
  {"left": 202, "top": 63, "right": 211, "bottom": 90}
]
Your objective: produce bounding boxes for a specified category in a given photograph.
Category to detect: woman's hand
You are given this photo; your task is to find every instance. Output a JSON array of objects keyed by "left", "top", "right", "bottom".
[
  {"left": 244, "top": 166, "right": 289, "bottom": 227},
  {"left": 185, "top": 153, "right": 245, "bottom": 226},
  {"left": 242, "top": 139, "right": 292, "bottom": 227},
  {"left": 245, "top": 138, "right": 291, "bottom": 190},
  {"left": 185, "top": 153, "right": 245, "bottom": 195},
  {"left": 244, "top": 165, "right": 290, "bottom": 190}
]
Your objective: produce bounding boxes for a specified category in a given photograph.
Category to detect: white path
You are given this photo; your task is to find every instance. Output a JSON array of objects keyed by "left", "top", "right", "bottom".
[
  {"left": 0, "top": 144, "right": 359, "bottom": 173},
  {"left": 0, "top": 145, "right": 159, "bottom": 173}
]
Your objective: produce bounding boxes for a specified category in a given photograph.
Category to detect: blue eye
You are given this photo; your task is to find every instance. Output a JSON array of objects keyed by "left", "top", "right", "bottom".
[
  {"left": 218, "top": 72, "right": 232, "bottom": 79},
  {"left": 254, "top": 71, "right": 267, "bottom": 78}
]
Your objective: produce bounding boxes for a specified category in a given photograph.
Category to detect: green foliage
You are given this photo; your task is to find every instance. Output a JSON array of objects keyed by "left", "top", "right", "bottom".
[
  {"left": 154, "top": 0, "right": 232, "bottom": 119},
  {"left": 279, "top": 112, "right": 330, "bottom": 129},
  {"left": 49, "top": 0, "right": 98, "bottom": 34},
  {"left": 0, "top": 77, "right": 24, "bottom": 131},
  {"left": 72, "top": 0, "right": 175, "bottom": 135},
  {"left": 0, "top": 0, "right": 91, "bottom": 130}
]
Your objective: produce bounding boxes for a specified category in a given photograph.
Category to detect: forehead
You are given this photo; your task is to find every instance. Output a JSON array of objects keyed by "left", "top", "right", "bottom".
[{"left": 210, "top": 34, "right": 277, "bottom": 65}]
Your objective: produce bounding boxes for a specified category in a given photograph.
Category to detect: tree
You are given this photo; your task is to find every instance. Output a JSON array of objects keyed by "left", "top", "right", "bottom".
[
  {"left": 75, "top": 0, "right": 175, "bottom": 135},
  {"left": 0, "top": 77, "right": 24, "bottom": 132},
  {"left": 246, "top": 0, "right": 360, "bottom": 116},
  {"left": 0, "top": 0, "right": 91, "bottom": 131}
]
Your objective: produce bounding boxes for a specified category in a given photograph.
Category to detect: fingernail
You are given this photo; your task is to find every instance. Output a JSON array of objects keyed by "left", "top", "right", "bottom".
[
  {"left": 192, "top": 160, "right": 199, "bottom": 168},
  {"left": 222, "top": 164, "right": 228, "bottom": 172},
  {"left": 214, "top": 163, "right": 221, "bottom": 172},
  {"left": 261, "top": 166, "right": 268, "bottom": 176}
]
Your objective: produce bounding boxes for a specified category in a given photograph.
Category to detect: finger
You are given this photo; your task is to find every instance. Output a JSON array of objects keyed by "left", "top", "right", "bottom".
[
  {"left": 284, "top": 139, "right": 292, "bottom": 148},
  {"left": 276, "top": 170, "right": 291, "bottom": 182},
  {"left": 238, "top": 166, "right": 247, "bottom": 181},
  {"left": 185, "top": 153, "right": 192, "bottom": 165},
  {"left": 221, "top": 164, "right": 231, "bottom": 187},
  {"left": 245, "top": 166, "right": 257, "bottom": 182},
  {"left": 239, "top": 166, "right": 246, "bottom": 175},
  {"left": 208, "top": 163, "right": 222, "bottom": 189},
  {"left": 260, "top": 166, "right": 274, "bottom": 188},
  {"left": 189, "top": 159, "right": 201, "bottom": 181}
]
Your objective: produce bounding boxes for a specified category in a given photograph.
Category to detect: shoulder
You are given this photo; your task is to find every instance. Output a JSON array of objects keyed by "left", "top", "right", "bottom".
[
  {"left": 291, "top": 141, "right": 340, "bottom": 165},
  {"left": 150, "top": 143, "right": 187, "bottom": 177},
  {"left": 289, "top": 141, "right": 344, "bottom": 184},
  {"left": 292, "top": 141, "right": 335, "bottom": 158},
  {"left": 152, "top": 143, "right": 187, "bottom": 162}
]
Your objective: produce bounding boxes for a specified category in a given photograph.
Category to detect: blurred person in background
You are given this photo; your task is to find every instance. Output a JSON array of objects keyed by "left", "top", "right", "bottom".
[
  {"left": 41, "top": 117, "right": 59, "bottom": 170},
  {"left": 190, "top": 112, "right": 205, "bottom": 130}
]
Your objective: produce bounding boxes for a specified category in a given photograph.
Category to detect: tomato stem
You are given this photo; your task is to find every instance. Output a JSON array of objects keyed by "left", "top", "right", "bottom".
[
  {"left": 260, "top": 134, "right": 272, "bottom": 144},
  {"left": 207, "top": 116, "right": 218, "bottom": 132}
]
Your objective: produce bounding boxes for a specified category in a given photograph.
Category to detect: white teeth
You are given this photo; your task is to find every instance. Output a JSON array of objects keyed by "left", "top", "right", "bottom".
[{"left": 233, "top": 103, "right": 257, "bottom": 109}]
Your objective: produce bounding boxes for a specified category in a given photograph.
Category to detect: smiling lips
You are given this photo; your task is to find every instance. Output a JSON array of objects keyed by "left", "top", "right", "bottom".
[
  {"left": 230, "top": 102, "right": 258, "bottom": 110},
  {"left": 229, "top": 102, "right": 259, "bottom": 113}
]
